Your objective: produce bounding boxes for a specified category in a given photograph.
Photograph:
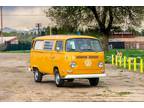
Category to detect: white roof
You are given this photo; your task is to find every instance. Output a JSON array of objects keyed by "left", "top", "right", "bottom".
[{"left": 0, "top": 36, "right": 17, "bottom": 44}]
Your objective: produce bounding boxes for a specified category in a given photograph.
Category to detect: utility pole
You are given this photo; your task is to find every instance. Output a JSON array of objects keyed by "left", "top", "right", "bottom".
[
  {"left": 35, "top": 23, "right": 41, "bottom": 36},
  {"left": 0, "top": 6, "right": 3, "bottom": 43},
  {"left": 50, "top": 26, "right": 52, "bottom": 35}
]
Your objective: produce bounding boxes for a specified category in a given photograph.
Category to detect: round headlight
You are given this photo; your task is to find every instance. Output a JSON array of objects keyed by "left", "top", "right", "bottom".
[
  {"left": 70, "top": 62, "right": 77, "bottom": 68},
  {"left": 98, "top": 62, "right": 104, "bottom": 68}
]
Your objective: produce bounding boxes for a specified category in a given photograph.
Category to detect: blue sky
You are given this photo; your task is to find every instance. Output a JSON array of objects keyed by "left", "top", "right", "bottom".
[{"left": 1, "top": 6, "right": 52, "bottom": 30}]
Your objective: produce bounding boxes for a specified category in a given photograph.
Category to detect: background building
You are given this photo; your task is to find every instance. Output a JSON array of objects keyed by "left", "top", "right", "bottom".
[
  {"left": 109, "top": 32, "right": 144, "bottom": 49},
  {"left": 0, "top": 36, "right": 18, "bottom": 45}
]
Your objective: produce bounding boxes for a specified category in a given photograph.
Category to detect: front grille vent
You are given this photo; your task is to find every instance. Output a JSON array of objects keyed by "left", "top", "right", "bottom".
[{"left": 76, "top": 56, "right": 98, "bottom": 59}]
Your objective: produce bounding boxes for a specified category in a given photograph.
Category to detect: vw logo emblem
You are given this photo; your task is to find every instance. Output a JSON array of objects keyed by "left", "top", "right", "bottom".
[{"left": 84, "top": 59, "right": 92, "bottom": 67}]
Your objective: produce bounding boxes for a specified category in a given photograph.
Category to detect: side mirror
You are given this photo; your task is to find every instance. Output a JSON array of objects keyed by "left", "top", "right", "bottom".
[{"left": 56, "top": 47, "right": 60, "bottom": 51}]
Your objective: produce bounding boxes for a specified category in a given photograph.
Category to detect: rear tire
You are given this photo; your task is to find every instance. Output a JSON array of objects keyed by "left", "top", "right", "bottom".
[
  {"left": 67, "top": 79, "right": 74, "bottom": 82},
  {"left": 88, "top": 78, "right": 99, "bottom": 86},
  {"left": 54, "top": 68, "right": 64, "bottom": 87},
  {"left": 33, "top": 68, "right": 43, "bottom": 82}
]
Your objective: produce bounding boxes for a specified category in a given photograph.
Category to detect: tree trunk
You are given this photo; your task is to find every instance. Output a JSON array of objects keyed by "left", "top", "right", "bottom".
[
  {"left": 101, "top": 35, "right": 109, "bottom": 51},
  {"left": 99, "top": 28, "right": 110, "bottom": 51}
]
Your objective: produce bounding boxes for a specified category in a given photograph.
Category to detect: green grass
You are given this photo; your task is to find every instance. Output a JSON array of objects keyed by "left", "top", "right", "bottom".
[
  {"left": 105, "top": 49, "right": 144, "bottom": 63},
  {"left": 105, "top": 49, "right": 144, "bottom": 57},
  {"left": 0, "top": 50, "right": 30, "bottom": 53},
  {"left": 106, "top": 49, "right": 144, "bottom": 73}
]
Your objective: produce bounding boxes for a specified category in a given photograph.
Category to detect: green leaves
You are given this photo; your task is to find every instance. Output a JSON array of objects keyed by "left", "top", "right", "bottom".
[{"left": 45, "top": 6, "right": 144, "bottom": 36}]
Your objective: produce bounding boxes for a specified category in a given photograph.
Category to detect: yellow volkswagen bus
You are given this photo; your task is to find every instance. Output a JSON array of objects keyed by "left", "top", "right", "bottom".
[{"left": 29, "top": 35, "right": 106, "bottom": 87}]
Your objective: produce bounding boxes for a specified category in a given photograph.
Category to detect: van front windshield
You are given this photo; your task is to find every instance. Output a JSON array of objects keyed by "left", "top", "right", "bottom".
[{"left": 66, "top": 38, "right": 103, "bottom": 52}]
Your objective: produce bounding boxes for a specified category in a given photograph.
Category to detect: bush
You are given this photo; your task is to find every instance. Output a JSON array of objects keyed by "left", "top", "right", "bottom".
[
  {"left": 0, "top": 43, "right": 7, "bottom": 51},
  {"left": 5, "top": 42, "right": 31, "bottom": 51}
]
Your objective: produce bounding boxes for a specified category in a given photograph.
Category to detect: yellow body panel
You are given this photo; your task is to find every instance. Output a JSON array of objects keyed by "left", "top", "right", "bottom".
[{"left": 30, "top": 35, "right": 105, "bottom": 79}]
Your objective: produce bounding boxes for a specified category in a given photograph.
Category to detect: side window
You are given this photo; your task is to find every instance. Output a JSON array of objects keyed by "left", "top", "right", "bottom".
[
  {"left": 66, "top": 39, "right": 76, "bottom": 51},
  {"left": 44, "top": 41, "right": 54, "bottom": 51},
  {"left": 55, "top": 41, "right": 63, "bottom": 51},
  {"left": 34, "top": 40, "right": 44, "bottom": 50}
]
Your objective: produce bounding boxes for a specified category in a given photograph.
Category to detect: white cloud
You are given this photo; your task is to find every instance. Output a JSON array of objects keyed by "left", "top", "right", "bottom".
[{"left": 2, "top": 6, "right": 53, "bottom": 30}]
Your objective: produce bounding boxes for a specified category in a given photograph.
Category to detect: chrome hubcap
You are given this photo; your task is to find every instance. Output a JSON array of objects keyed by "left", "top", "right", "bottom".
[
  {"left": 55, "top": 73, "right": 60, "bottom": 84},
  {"left": 34, "top": 71, "right": 38, "bottom": 80}
]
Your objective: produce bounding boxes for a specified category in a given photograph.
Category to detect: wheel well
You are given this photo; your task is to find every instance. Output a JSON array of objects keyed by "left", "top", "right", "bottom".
[
  {"left": 53, "top": 66, "right": 58, "bottom": 74},
  {"left": 32, "top": 67, "right": 39, "bottom": 71},
  {"left": 53, "top": 66, "right": 63, "bottom": 79}
]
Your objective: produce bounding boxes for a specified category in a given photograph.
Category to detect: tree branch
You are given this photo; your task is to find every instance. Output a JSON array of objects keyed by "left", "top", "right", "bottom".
[
  {"left": 101, "top": 7, "right": 108, "bottom": 26},
  {"left": 88, "top": 7, "right": 103, "bottom": 28},
  {"left": 106, "top": 7, "right": 113, "bottom": 34}
]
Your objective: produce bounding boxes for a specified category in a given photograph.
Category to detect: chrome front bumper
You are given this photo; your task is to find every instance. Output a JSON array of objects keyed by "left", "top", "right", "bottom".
[{"left": 64, "top": 73, "right": 106, "bottom": 79}]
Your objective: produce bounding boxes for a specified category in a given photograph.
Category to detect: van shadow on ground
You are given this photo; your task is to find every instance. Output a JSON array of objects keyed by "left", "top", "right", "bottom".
[{"left": 40, "top": 79, "right": 106, "bottom": 88}]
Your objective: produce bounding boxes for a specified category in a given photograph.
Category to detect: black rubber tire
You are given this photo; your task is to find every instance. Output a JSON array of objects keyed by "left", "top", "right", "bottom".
[
  {"left": 54, "top": 68, "right": 64, "bottom": 87},
  {"left": 33, "top": 69, "right": 43, "bottom": 82},
  {"left": 88, "top": 78, "right": 99, "bottom": 86},
  {"left": 67, "top": 79, "right": 74, "bottom": 82}
]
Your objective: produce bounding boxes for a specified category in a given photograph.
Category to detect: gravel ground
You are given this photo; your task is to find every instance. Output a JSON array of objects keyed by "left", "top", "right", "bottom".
[{"left": 0, "top": 53, "right": 144, "bottom": 102}]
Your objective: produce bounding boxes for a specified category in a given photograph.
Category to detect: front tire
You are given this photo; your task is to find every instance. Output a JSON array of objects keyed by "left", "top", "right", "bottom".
[
  {"left": 54, "top": 68, "right": 64, "bottom": 87},
  {"left": 88, "top": 78, "right": 99, "bottom": 86},
  {"left": 33, "top": 69, "right": 43, "bottom": 82}
]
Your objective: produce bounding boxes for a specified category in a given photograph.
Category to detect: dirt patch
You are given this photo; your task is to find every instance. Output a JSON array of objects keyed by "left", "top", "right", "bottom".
[{"left": 0, "top": 53, "right": 144, "bottom": 101}]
